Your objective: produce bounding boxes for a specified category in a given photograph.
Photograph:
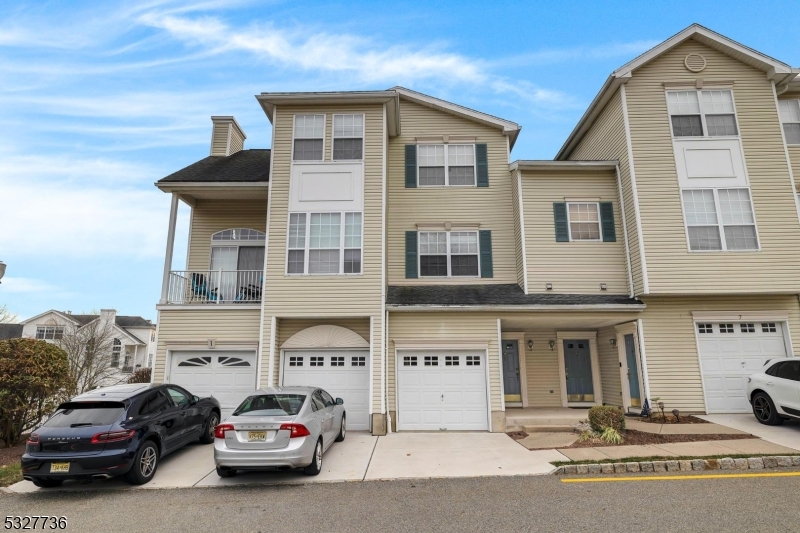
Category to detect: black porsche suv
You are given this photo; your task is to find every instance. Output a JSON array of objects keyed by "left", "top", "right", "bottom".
[{"left": 21, "top": 383, "right": 221, "bottom": 487}]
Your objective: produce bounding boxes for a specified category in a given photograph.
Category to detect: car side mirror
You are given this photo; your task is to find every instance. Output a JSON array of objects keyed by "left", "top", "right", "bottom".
[
  {"left": 335, "top": 398, "right": 344, "bottom": 405},
  {"left": 191, "top": 395, "right": 199, "bottom": 405}
]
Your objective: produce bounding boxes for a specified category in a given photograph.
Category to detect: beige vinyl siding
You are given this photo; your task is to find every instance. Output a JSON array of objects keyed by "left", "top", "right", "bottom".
[
  {"left": 520, "top": 169, "right": 629, "bottom": 294},
  {"left": 597, "top": 325, "right": 623, "bottom": 407},
  {"left": 522, "top": 330, "right": 562, "bottom": 407},
  {"left": 640, "top": 295, "right": 800, "bottom": 412},
  {"left": 787, "top": 145, "right": 800, "bottom": 189},
  {"left": 260, "top": 104, "right": 384, "bottom": 411},
  {"left": 387, "top": 98, "right": 517, "bottom": 284},
  {"left": 511, "top": 170, "right": 525, "bottom": 288},
  {"left": 624, "top": 39, "right": 800, "bottom": 293},
  {"left": 153, "top": 308, "right": 261, "bottom": 384},
  {"left": 211, "top": 124, "right": 229, "bottom": 156},
  {"left": 187, "top": 200, "right": 267, "bottom": 271},
  {"left": 277, "top": 318, "right": 369, "bottom": 348},
  {"left": 388, "top": 312, "right": 502, "bottom": 414},
  {"left": 569, "top": 90, "right": 643, "bottom": 294}
]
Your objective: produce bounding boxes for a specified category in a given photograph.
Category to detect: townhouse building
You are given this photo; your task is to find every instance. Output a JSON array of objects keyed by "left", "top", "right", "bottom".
[{"left": 151, "top": 24, "right": 800, "bottom": 431}]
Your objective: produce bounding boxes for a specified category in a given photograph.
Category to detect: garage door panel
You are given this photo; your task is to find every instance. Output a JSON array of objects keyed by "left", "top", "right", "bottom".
[{"left": 422, "top": 373, "right": 442, "bottom": 386}]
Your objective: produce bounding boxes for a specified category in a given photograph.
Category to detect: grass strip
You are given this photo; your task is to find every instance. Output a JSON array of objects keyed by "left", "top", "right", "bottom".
[{"left": 0, "top": 464, "right": 22, "bottom": 487}]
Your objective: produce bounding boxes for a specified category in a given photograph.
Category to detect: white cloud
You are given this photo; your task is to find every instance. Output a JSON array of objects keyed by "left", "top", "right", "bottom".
[{"left": 494, "top": 40, "right": 661, "bottom": 67}]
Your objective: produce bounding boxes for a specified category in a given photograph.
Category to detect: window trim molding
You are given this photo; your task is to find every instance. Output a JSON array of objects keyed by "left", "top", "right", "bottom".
[
  {"left": 292, "top": 113, "right": 326, "bottom": 162},
  {"left": 416, "top": 143, "right": 477, "bottom": 188},
  {"left": 331, "top": 113, "right": 365, "bottom": 161},
  {"left": 664, "top": 88, "right": 742, "bottom": 140},
  {"left": 417, "top": 229, "right": 481, "bottom": 278},
  {"left": 35, "top": 325, "right": 65, "bottom": 340},
  {"left": 565, "top": 201, "right": 603, "bottom": 243},
  {"left": 778, "top": 98, "right": 800, "bottom": 146},
  {"left": 679, "top": 187, "right": 761, "bottom": 253},
  {"left": 284, "top": 211, "right": 364, "bottom": 276}
]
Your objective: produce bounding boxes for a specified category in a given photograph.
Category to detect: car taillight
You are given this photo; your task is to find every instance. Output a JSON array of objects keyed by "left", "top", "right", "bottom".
[
  {"left": 215, "top": 424, "right": 234, "bottom": 439},
  {"left": 91, "top": 430, "right": 135, "bottom": 444},
  {"left": 27, "top": 433, "right": 40, "bottom": 444},
  {"left": 279, "top": 423, "right": 311, "bottom": 438}
]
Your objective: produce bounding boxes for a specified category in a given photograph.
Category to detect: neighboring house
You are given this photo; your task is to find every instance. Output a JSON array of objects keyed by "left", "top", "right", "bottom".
[
  {"left": 17, "top": 309, "right": 155, "bottom": 383},
  {"left": 151, "top": 24, "right": 800, "bottom": 431},
  {"left": 0, "top": 323, "right": 23, "bottom": 340}
]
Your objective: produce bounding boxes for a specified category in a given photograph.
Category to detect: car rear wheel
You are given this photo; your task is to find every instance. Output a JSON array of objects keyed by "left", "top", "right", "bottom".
[
  {"left": 303, "top": 439, "right": 323, "bottom": 476},
  {"left": 32, "top": 478, "right": 63, "bottom": 488},
  {"left": 335, "top": 414, "right": 346, "bottom": 442},
  {"left": 199, "top": 412, "right": 219, "bottom": 444},
  {"left": 216, "top": 466, "right": 237, "bottom": 478},
  {"left": 124, "top": 441, "right": 159, "bottom": 485},
  {"left": 752, "top": 392, "right": 783, "bottom": 426}
]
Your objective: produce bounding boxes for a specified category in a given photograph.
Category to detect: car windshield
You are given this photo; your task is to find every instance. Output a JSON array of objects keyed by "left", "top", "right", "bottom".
[
  {"left": 233, "top": 394, "right": 306, "bottom": 416},
  {"left": 43, "top": 402, "right": 125, "bottom": 428}
]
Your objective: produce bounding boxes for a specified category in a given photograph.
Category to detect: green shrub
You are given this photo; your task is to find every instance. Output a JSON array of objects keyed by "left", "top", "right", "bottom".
[
  {"left": 588, "top": 406, "right": 626, "bottom": 433},
  {"left": 0, "top": 339, "right": 74, "bottom": 446},
  {"left": 127, "top": 367, "right": 151, "bottom": 384}
]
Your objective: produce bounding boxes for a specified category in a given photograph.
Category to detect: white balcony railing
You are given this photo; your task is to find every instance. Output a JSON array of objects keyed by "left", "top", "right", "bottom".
[{"left": 166, "top": 270, "right": 263, "bottom": 304}]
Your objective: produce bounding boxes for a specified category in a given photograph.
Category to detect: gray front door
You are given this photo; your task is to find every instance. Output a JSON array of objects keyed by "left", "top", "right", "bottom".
[
  {"left": 624, "top": 334, "right": 642, "bottom": 408},
  {"left": 563, "top": 340, "right": 594, "bottom": 402},
  {"left": 502, "top": 341, "right": 521, "bottom": 402}
]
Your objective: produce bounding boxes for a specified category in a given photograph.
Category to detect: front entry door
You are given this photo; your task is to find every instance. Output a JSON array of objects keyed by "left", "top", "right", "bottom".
[
  {"left": 624, "top": 334, "right": 642, "bottom": 408},
  {"left": 502, "top": 341, "right": 521, "bottom": 403},
  {"left": 563, "top": 340, "right": 594, "bottom": 403}
]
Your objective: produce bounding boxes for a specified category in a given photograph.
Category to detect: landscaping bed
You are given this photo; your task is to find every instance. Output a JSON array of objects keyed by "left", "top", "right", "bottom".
[
  {"left": 633, "top": 415, "right": 709, "bottom": 424},
  {"left": 0, "top": 443, "right": 25, "bottom": 487},
  {"left": 566, "top": 429, "right": 754, "bottom": 448}
]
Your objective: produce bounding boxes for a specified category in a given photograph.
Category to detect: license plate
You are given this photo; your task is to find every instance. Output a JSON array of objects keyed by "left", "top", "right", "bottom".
[
  {"left": 247, "top": 431, "right": 266, "bottom": 442},
  {"left": 50, "top": 462, "right": 70, "bottom": 473}
]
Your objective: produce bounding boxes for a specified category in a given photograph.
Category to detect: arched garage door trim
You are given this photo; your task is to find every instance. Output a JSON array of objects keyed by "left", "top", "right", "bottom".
[{"left": 281, "top": 324, "right": 369, "bottom": 350}]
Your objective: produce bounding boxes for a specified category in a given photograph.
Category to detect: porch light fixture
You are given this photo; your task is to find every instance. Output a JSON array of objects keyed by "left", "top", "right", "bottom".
[
  {"left": 545, "top": 283, "right": 553, "bottom": 290},
  {"left": 548, "top": 340, "right": 555, "bottom": 351},
  {"left": 600, "top": 283, "right": 607, "bottom": 291},
  {"left": 527, "top": 340, "right": 533, "bottom": 350},
  {"left": 609, "top": 338, "right": 617, "bottom": 347},
  {"left": 0, "top": 260, "right": 5, "bottom": 284}
]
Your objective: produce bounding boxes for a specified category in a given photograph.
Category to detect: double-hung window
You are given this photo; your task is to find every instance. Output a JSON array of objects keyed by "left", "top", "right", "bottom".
[
  {"left": 287, "top": 212, "right": 362, "bottom": 274},
  {"left": 36, "top": 326, "right": 64, "bottom": 340},
  {"left": 333, "top": 114, "right": 363, "bottom": 160},
  {"left": 566, "top": 203, "right": 601, "bottom": 241},
  {"left": 111, "top": 339, "right": 121, "bottom": 368},
  {"left": 667, "top": 90, "right": 738, "bottom": 138},
  {"left": 779, "top": 100, "right": 800, "bottom": 145},
  {"left": 419, "top": 230, "right": 479, "bottom": 277},
  {"left": 418, "top": 144, "right": 475, "bottom": 186},
  {"left": 293, "top": 115, "right": 324, "bottom": 161},
  {"left": 681, "top": 188, "right": 758, "bottom": 251}
]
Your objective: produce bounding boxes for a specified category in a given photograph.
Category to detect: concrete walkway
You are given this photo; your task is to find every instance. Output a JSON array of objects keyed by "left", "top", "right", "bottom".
[
  {"left": 699, "top": 414, "right": 800, "bottom": 450},
  {"left": 626, "top": 418, "right": 748, "bottom": 435}
]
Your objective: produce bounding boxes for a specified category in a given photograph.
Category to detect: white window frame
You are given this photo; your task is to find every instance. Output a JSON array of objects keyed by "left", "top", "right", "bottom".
[
  {"left": 416, "top": 144, "right": 477, "bottom": 187},
  {"left": 778, "top": 99, "right": 800, "bottom": 145},
  {"left": 35, "top": 326, "right": 64, "bottom": 340},
  {"left": 680, "top": 187, "right": 761, "bottom": 252},
  {"left": 565, "top": 202, "right": 603, "bottom": 242},
  {"left": 417, "top": 230, "right": 480, "bottom": 278},
  {"left": 292, "top": 114, "right": 326, "bottom": 162},
  {"left": 285, "top": 211, "right": 364, "bottom": 276},
  {"left": 665, "top": 89, "right": 741, "bottom": 140},
  {"left": 111, "top": 338, "right": 122, "bottom": 368},
  {"left": 332, "top": 113, "right": 364, "bottom": 161}
]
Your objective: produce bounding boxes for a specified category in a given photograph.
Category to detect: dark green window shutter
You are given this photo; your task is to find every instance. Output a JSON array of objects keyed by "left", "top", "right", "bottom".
[
  {"left": 553, "top": 203, "right": 569, "bottom": 242},
  {"left": 405, "top": 145, "right": 417, "bottom": 188},
  {"left": 479, "top": 230, "right": 493, "bottom": 278},
  {"left": 600, "top": 202, "right": 616, "bottom": 242},
  {"left": 405, "top": 231, "right": 418, "bottom": 278},
  {"left": 476, "top": 144, "right": 489, "bottom": 187}
]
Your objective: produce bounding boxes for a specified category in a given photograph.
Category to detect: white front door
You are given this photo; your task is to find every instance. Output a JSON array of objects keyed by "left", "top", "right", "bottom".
[
  {"left": 397, "top": 351, "right": 489, "bottom": 431},
  {"left": 697, "top": 321, "right": 788, "bottom": 413},
  {"left": 169, "top": 351, "right": 257, "bottom": 419},
  {"left": 282, "top": 350, "right": 370, "bottom": 431}
]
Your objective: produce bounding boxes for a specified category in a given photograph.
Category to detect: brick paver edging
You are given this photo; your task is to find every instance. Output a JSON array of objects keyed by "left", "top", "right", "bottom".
[{"left": 554, "top": 456, "right": 800, "bottom": 475}]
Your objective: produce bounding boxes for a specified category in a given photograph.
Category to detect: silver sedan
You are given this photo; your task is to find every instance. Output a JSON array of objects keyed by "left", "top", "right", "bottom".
[{"left": 213, "top": 386, "right": 346, "bottom": 477}]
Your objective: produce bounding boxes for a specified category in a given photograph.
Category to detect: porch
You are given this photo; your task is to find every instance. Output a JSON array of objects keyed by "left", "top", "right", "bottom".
[
  {"left": 165, "top": 269, "right": 263, "bottom": 304},
  {"left": 505, "top": 407, "right": 590, "bottom": 432}
]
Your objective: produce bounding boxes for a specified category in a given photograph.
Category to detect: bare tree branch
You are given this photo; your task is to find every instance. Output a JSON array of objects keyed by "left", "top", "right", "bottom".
[
  {"left": 52, "top": 317, "right": 121, "bottom": 395},
  {"left": 0, "top": 304, "right": 18, "bottom": 324}
]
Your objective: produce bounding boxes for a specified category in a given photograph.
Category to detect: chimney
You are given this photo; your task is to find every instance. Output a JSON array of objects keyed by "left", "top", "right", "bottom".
[
  {"left": 210, "top": 116, "right": 246, "bottom": 157},
  {"left": 99, "top": 309, "right": 116, "bottom": 329}
]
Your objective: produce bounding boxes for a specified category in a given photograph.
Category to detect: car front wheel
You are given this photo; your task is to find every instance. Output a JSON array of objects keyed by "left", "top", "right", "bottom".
[
  {"left": 199, "top": 412, "right": 219, "bottom": 444},
  {"left": 303, "top": 439, "right": 323, "bottom": 476},
  {"left": 124, "top": 441, "right": 159, "bottom": 485},
  {"left": 752, "top": 392, "right": 783, "bottom": 426}
]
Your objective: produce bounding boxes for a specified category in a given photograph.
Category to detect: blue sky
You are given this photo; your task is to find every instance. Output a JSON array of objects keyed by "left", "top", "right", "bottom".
[{"left": 1, "top": 0, "right": 798, "bottom": 321}]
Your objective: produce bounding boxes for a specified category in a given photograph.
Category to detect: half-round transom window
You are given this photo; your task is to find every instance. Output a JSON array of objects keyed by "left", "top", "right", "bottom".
[{"left": 212, "top": 228, "right": 265, "bottom": 242}]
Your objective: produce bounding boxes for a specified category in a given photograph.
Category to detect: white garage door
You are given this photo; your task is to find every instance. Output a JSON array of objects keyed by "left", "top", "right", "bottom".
[
  {"left": 697, "top": 322, "right": 788, "bottom": 413},
  {"left": 397, "top": 351, "right": 489, "bottom": 431},
  {"left": 169, "top": 351, "right": 257, "bottom": 419},
  {"left": 282, "top": 350, "right": 370, "bottom": 431}
]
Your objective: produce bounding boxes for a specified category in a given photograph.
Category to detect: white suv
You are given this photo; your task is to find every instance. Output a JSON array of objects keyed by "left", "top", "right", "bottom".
[{"left": 747, "top": 357, "right": 800, "bottom": 425}]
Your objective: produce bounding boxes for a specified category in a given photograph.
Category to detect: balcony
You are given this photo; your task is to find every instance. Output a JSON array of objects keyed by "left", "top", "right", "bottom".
[{"left": 166, "top": 270, "right": 263, "bottom": 305}]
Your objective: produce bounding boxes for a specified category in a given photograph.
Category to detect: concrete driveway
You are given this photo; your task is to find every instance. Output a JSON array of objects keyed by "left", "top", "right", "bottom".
[
  {"left": 8, "top": 432, "right": 567, "bottom": 493},
  {"left": 700, "top": 414, "right": 800, "bottom": 451}
]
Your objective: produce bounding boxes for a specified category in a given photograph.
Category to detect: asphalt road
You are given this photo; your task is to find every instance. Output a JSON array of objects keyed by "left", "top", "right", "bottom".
[{"left": 3, "top": 469, "right": 800, "bottom": 533}]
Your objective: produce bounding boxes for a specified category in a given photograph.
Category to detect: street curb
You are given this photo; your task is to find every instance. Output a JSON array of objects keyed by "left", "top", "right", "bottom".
[{"left": 553, "top": 455, "right": 800, "bottom": 475}]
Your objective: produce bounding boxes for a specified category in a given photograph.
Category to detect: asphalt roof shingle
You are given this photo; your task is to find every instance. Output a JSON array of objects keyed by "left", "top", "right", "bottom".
[
  {"left": 386, "top": 284, "right": 644, "bottom": 307},
  {"left": 157, "top": 149, "right": 271, "bottom": 183}
]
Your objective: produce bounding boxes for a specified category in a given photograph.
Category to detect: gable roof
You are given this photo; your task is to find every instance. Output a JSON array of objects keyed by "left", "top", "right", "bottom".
[
  {"left": 557, "top": 23, "right": 799, "bottom": 160},
  {"left": 157, "top": 149, "right": 270, "bottom": 184},
  {"left": 19, "top": 310, "right": 152, "bottom": 344}
]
